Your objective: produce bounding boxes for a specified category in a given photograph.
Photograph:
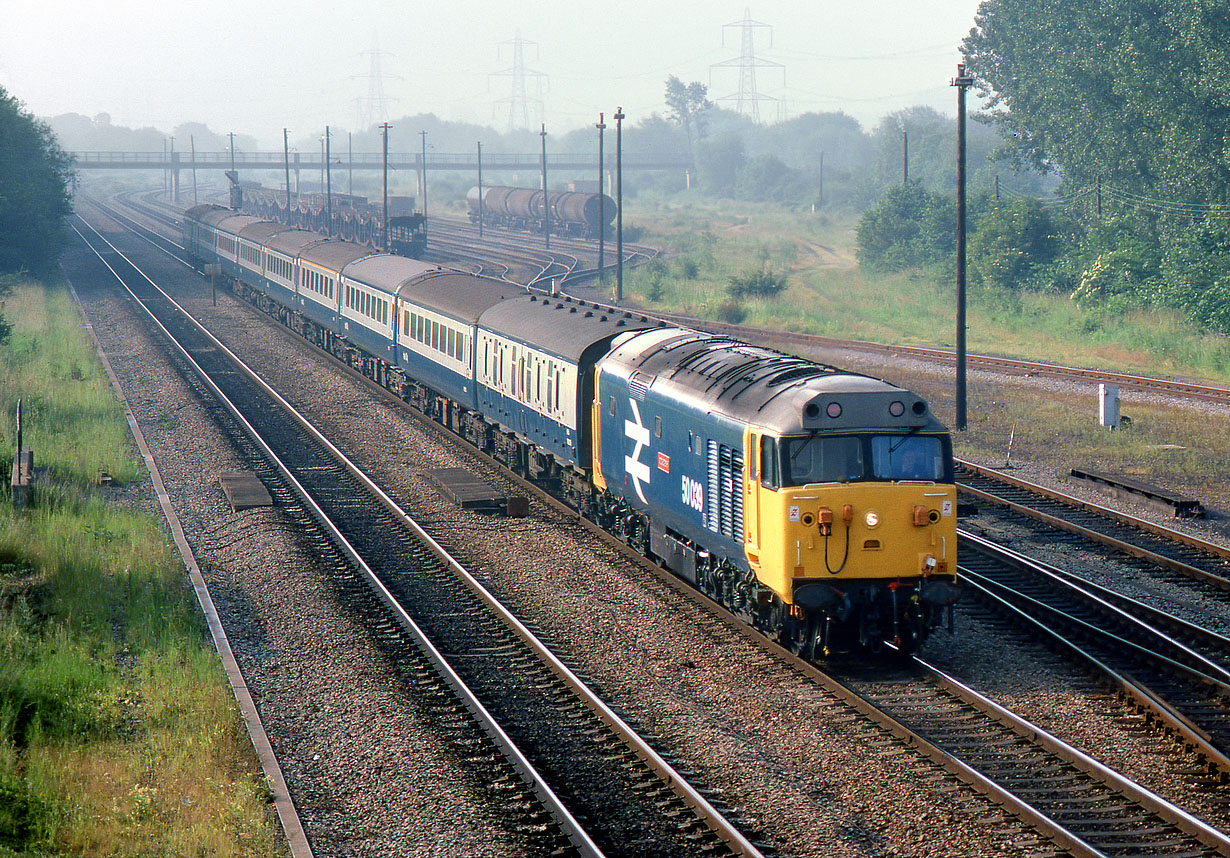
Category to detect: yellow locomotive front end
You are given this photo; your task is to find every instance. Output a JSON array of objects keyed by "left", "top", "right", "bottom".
[{"left": 743, "top": 394, "right": 959, "bottom": 654}]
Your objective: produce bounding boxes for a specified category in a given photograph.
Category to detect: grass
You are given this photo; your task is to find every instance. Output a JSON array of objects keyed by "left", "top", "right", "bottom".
[
  {"left": 619, "top": 194, "right": 1230, "bottom": 384},
  {"left": 0, "top": 276, "right": 282, "bottom": 856}
]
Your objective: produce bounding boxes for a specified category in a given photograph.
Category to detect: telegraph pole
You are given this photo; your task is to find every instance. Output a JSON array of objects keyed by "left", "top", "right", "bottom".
[
  {"left": 903, "top": 130, "right": 909, "bottom": 184},
  {"left": 540, "top": 123, "right": 549, "bottom": 248},
  {"left": 615, "top": 106, "right": 625, "bottom": 302},
  {"left": 596, "top": 112, "right": 606, "bottom": 283},
  {"left": 419, "top": 130, "right": 429, "bottom": 248},
  {"left": 283, "top": 129, "right": 291, "bottom": 213},
  {"left": 818, "top": 151, "right": 824, "bottom": 207},
  {"left": 381, "top": 122, "right": 391, "bottom": 251},
  {"left": 951, "top": 63, "right": 973, "bottom": 431},
  {"left": 325, "top": 125, "right": 332, "bottom": 237},
  {"left": 477, "top": 141, "right": 484, "bottom": 238},
  {"left": 348, "top": 132, "right": 353, "bottom": 197}
]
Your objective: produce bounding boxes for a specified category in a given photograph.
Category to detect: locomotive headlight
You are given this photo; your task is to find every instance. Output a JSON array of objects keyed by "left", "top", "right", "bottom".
[{"left": 863, "top": 510, "right": 880, "bottom": 528}]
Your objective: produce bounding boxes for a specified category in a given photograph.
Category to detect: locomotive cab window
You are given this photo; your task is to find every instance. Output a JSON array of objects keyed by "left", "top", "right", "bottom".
[
  {"left": 779, "top": 433, "right": 951, "bottom": 486},
  {"left": 870, "top": 435, "right": 946, "bottom": 482},
  {"left": 783, "top": 435, "right": 864, "bottom": 485},
  {"left": 760, "top": 435, "right": 780, "bottom": 490}
]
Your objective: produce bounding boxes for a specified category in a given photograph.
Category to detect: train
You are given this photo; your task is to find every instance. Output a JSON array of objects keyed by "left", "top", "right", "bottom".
[
  {"left": 241, "top": 187, "right": 427, "bottom": 259},
  {"left": 466, "top": 186, "right": 617, "bottom": 239},
  {"left": 182, "top": 202, "right": 959, "bottom": 655}
]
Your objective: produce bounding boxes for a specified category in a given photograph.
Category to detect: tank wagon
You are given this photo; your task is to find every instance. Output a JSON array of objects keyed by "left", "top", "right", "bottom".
[
  {"left": 466, "top": 185, "right": 617, "bottom": 239},
  {"left": 182, "top": 202, "right": 958, "bottom": 655}
]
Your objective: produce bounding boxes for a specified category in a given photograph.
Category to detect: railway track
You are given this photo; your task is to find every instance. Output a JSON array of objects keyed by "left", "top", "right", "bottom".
[
  {"left": 831, "top": 653, "right": 1230, "bottom": 857},
  {"left": 71, "top": 212, "right": 768, "bottom": 858},
  {"left": 91, "top": 191, "right": 1230, "bottom": 853},
  {"left": 956, "top": 460, "right": 1230, "bottom": 591},
  {"left": 958, "top": 530, "right": 1230, "bottom": 774}
]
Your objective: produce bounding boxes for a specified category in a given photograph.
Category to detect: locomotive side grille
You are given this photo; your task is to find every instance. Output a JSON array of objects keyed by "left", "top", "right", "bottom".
[{"left": 706, "top": 440, "right": 744, "bottom": 542}]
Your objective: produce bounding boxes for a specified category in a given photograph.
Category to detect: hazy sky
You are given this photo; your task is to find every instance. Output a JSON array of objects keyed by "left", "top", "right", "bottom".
[{"left": 2, "top": 0, "right": 985, "bottom": 148}]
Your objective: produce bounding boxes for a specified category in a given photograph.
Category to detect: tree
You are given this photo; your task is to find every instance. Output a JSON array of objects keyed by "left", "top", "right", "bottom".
[
  {"left": 963, "top": 0, "right": 1230, "bottom": 205},
  {"left": 0, "top": 86, "right": 74, "bottom": 280},
  {"left": 735, "top": 154, "right": 808, "bottom": 203},
  {"left": 968, "top": 197, "right": 1063, "bottom": 290},
  {"left": 665, "top": 76, "right": 712, "bottom": 170},
  {"left": 856, "top": 184, "right": 956, "bottom": 273},
  {"left": 695, "top": 132, "right": 747, "bottom": 197}
]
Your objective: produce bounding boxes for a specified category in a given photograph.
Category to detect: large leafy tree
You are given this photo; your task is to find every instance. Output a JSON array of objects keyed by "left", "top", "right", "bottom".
[
  {"left": 664, "top": 76, "right": 712, "bottom": 170},
  {"left": 962, "top": 0, "right": 1230, "bottom": 204},
  {"left": 0, "top": 86, "right": 74, "bottom": 277}
]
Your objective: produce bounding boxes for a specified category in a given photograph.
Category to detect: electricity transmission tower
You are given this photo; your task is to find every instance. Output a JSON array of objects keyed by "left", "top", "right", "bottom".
[
  {"left": 353, "top": 33, "right": 400, "bottom": 130},
  {"left": 710, "top": 8, "right": 784, "bottom": 123},
  {"left": 490, "top": 31, "right": 547, "bottom": 132}
]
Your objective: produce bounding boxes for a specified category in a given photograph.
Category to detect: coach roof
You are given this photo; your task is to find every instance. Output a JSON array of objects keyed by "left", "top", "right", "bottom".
[
  {"left": 398, "top": 272, "right": 525, "bottom": 325},
  {"left": 478, "top": 292, "right": 660, "bottom": 362},
  {"left": 299, "top": 240, "right": 375, "bottom": 274},
  {"left": 343, "top": 254, "right": 440, "bottom": 294},
  {"left": 266, "top": 229, "right": 321, "bottom": 256}
]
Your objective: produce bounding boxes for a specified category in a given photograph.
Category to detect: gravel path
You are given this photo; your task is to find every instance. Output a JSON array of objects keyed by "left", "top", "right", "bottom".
[{"left": 74, "top": 210, "right": 1230, "bottom": 856}]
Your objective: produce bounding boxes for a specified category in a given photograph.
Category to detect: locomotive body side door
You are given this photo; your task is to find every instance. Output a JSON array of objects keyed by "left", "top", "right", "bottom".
[{"left": 744, "top": 428, "right": 761, "bottom": 571}]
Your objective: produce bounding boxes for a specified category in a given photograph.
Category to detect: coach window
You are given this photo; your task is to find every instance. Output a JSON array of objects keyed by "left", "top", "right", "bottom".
[{"left": 447, "top": 328, "right": 455, "bottom": 358}]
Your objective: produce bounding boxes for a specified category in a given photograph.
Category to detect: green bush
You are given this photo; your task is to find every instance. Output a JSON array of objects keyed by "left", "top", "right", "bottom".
[
  {"left": 729, "top": 266, "right": 788, "bottom": 298},
  {"left": 969, "top": 198, "right": 1064, "bottom": 290},
  {"left": 1159, "top": 217, "right": 1230, "bottom": 333},
  {"left": 856, "top": 183, "right": 956, "bottom": 273},
  {"left": 714, "top": 299, "right": 747, "bottom": 323}
]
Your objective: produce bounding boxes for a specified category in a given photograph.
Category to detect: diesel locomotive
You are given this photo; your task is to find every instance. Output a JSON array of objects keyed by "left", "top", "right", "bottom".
[{"left": 182, "top": 202, "right": 958, "bottom": 655}]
